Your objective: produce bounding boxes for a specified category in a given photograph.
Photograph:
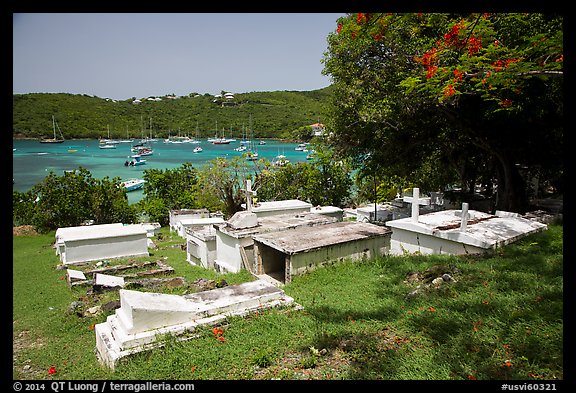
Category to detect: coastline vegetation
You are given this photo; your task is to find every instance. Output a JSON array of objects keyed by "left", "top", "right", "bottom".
[{"left": 12, "top": 88, "right": 332, "bottom": 141}]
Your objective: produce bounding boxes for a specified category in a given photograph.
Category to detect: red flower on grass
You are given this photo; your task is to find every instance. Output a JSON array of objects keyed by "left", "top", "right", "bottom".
[
  {"left": 212, "top": 326, "right": 226, "bottom": 343},
  {"left": 48, "top": 366, "right": 56, "bottom": 375}
]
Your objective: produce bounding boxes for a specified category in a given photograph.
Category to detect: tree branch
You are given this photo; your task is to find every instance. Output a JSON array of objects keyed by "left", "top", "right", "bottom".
[{"left": 464, "top": 69, "right": 563, "bottom": 79}]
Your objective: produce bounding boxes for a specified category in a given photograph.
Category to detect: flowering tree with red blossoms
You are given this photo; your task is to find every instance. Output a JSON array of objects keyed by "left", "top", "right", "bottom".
[{"left": 323, "top": 13, "right": 563, "bottom": 212}]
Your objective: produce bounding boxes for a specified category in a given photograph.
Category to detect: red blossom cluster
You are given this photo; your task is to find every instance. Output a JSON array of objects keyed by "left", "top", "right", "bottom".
[
  {"left": 212, "top": 327, "right": 226, "bottom": 343},
  {"left": 419, "top": 48, "right": 439, "bottom": 79},
  {"left": 492, "top": 58, "right": 519, "bottom": 71},
  {"left": 467, "top": 35, "right": 482, "bottom": 55},
  {"left": 357, "top": 12, "right": 370, "bottom": 24},
  {"left": 443, "top": 84, "right": 456, "bottom": 97},
  {"left": 453, "top": 68, "right": 464, "bottom": 82},
  {"left": 443, "top": 20, "right": 465, "bottom": 48},
  {"left": 417, "top": 18, "right": 487, "bottom": 85}
]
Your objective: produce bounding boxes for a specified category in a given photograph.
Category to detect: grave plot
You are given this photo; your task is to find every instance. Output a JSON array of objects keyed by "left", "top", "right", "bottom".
[
  {"left": 55, "top": 223, "right": 149, "bottom": 265},
  {"left": 63, "top": 258, "right": 189, "bottom": 319},
  {"left": 386, "top": 188, "right": 548, "bottom": 255},
  {"left": 252, "top": 221, "right": 391, "bottom": 285},
  {"left": 95, "top": 279, "right": 299, "bottom": 370},
  {"left": 64, "top": 259, "right": 175, "bottom": 289}
]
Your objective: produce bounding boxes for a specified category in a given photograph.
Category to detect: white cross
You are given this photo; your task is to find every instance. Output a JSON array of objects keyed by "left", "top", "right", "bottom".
[
  {"left": 241, "top": 179, "right": 257, "bottom": 212},
  {"left": 460, "top": 202, "right": 470, "bottom": 232},
  {"left": 403, "top": 188, "right": 429, "bottom": 222}
]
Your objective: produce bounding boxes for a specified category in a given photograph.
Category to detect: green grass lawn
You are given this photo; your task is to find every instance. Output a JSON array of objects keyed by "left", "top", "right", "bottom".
[{"left": 13, "top": 224, "right": 563, "bottom": 380}]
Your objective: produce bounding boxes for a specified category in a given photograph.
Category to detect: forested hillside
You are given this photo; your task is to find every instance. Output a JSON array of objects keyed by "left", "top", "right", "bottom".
[{"left": 12, "top": 87, "right": 333, "bottom": 140}]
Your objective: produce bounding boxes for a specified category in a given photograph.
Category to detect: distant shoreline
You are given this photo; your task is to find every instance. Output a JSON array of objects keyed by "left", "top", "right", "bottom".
[{"left": 12, "top": 136, "right": 306, "bottom": 143}]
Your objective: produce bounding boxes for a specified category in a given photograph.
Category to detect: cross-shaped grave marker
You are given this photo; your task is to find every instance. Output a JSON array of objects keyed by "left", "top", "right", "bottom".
[
  {"left": 459, "top": 202, "right": 470, "bottom": 232},
  {"left": 403, "top": 188, "right": 430, "bottom": 223},
  {"left": 241, "top": 179, "right": 257, "bottom": 212}
]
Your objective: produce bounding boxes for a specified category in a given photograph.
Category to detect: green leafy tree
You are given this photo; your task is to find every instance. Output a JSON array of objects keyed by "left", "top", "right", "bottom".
[
  {"left": 197, "top": 157, "right": 263, "bottom": 217},
  {"left": 140, "top": 162, "right": 205, "bottom": 225},
  {"left": 256, "top": 146, "right": 353, "bottom": 207},
  {"left": 12, "top": 167, "right": 136, "bottom": 232},
  {"left": 323, "top": 13, "right": 563, "bottom": 212}
]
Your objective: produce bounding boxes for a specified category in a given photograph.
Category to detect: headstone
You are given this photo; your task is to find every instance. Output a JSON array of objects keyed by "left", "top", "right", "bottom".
[
  {"left": 95, "top": 273, "right": 125, "bottom": 288},
  {"left": 67, "top": 269, "right": 87, "bottom": 286},
  {"left": 460, "top": 202, "right": 469, "bottom": 232},
  {"left": 241, "top": 179, "right": 257, "bottom": 212},
  {"left": 227, "top": 211, "right": 259, "bottom": 230},
  {"left": 403, "top": 188, "right": 431, "bottom": 223}
]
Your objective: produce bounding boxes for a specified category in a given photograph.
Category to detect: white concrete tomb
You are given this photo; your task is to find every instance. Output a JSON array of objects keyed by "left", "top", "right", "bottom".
[
  {"left": 55, "top": 223, "right": 149, "bottom": 265},
  {"left": 309, "top": 205, "right": 344, "bottom": 221},
  {"left": 175, "top": 217, "right": 225, "bottom": 238},
  {"left": 253, "top": 221, "right": 391, "bottom": 284},
  {"left": 95, "top": 279, "right": 296, "bottom": 370},
  {"left": 169, "top": 209, "right": 209, "bottom": 233},
  {"left": 185, "top": 225, "right": 218, "bottom": 269},
  {"left": 385, "top": 205, "right": 548, "bottom": 256},
  {"left": 213, "top": 211, "right": 337, "bottom": 274},
  {"left": 243, "top": 199, "right": 313, "bottom": 218}
]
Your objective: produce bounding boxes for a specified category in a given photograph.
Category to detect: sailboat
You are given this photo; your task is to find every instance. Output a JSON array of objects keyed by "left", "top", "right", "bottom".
[
  {"left": 190, "top": 121, "right": 201, "bottom": 144},
  {"left": 99, "top": 125, "right": 118, "bottom": 148},
  {"left": 244, "top": 115, "right": 258, "bottom": 161},
  {"left": 40, "top": 116, "right": 65, "bottom": 143}
]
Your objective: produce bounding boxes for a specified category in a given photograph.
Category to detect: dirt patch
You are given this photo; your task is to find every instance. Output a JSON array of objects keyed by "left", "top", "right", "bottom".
[
  {"left": 13, "top": 225, "right": 39, "bottom": 236},
  {"left": 13, "top": 329, "right": 47, "bottom": 379},
  {"left": 251, "top": 347, "right": 352, "bottom": 380}
]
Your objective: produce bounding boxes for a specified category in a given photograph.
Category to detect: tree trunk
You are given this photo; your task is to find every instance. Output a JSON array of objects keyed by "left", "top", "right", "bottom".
[{"left": 494, "top": 153, "right": 529, "bottom": 213}]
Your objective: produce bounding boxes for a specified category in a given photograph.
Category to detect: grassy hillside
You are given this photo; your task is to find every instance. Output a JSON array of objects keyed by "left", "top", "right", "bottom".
[{"left": 12, "top": 87, "right": 333, "bottom": 141}]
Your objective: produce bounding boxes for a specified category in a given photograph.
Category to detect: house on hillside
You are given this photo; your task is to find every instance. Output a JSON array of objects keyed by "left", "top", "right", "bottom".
[{"left": 310, "top": 123, "right": 326, "bottom": 137}]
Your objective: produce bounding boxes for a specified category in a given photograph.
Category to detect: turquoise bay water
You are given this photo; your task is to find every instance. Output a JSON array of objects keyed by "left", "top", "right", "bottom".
[{"left": 12, "top": 138, "right": 309, "bottom": 204}]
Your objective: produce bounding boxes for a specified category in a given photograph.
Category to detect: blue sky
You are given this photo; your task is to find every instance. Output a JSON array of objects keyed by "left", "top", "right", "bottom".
[{"left": 13, "top": 13, "right": 345, "bottom": 100}]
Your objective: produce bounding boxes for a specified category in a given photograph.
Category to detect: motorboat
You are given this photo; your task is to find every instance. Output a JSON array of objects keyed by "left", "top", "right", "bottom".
[{"left": 122, "top": 178, "right": 146, "bottom": 192}]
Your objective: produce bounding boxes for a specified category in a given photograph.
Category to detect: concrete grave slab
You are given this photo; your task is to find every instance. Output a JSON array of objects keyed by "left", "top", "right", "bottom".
[
  {"left": 386, "top": 208, "right": 547, "bottom": 255},
  {"left": 55, "top": 223, "right": 149, "bottom": 265},
  {"left": 243, "top": 199, "right": 313, "bottom": 218},
  {"left": 95, "top": 273, "right": 125, "bottom": 288},
  {"left": 66, "top": 269, "right": 86, "bottom": 286},
  {"left": 95, "top": 279, "right": 297, "bottom": 370}
]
